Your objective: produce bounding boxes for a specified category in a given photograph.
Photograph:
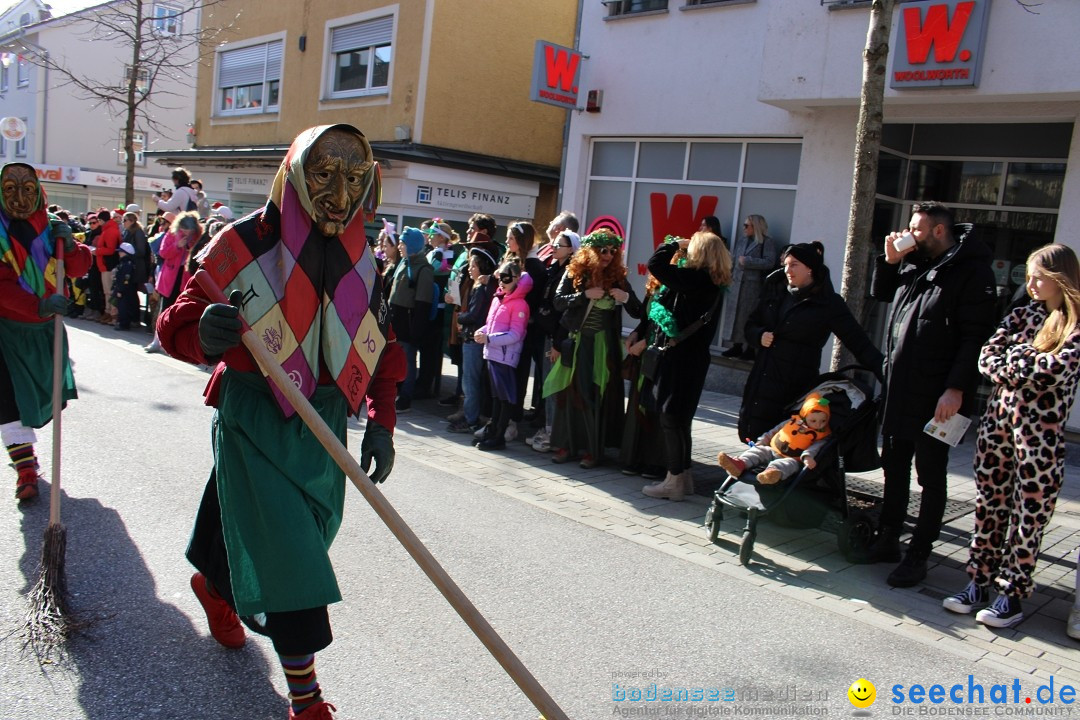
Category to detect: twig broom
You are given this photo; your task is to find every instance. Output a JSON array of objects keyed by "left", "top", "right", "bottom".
[{"left": 25, "top": 241, "right": 71, "bottom": 653}]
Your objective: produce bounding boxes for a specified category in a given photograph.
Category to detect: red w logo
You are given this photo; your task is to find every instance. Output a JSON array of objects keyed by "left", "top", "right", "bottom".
[
  {"left": 903, "top": 1, "right": 975, "bottom": 64},
  {"left": 545, "top": 46, "right": 580, "bottom": 93},
  {"left": 649, "top": 193, "right": 718, "bottom": 248}
]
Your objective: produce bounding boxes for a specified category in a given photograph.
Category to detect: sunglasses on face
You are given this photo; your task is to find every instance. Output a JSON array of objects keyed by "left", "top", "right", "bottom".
[
  {"left": 597, "top": 247, "right": 616, "bottom": 256},
  {"left": 498, "top": 274, "right": 516, "bottom": 284}
]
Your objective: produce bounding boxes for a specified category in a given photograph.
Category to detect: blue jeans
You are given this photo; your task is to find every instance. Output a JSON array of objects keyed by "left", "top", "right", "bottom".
[
  {"left": 399, "top": 340, "right": 418, "bottom": 401},
  {"left": 462, "top": 341, "right": 485, "bottom": 424}
]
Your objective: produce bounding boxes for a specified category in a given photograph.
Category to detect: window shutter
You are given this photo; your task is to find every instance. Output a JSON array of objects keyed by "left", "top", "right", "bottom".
[
  {"left": 265, "top": 40, "right": 283, "bottom": 82},
  {"left": 330, "top": 16, "right": 393, "bottom": 54},
  {"left": 218, "top": 42, "right": 280, "bottom": 87}
]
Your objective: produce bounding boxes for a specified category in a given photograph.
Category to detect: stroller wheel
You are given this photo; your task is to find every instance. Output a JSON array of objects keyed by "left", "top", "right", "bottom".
[
  {"left": 838, "top": 510, "right": 875, "bottom": 561},
  {"left": 704, "top": 501, "right": 723, "bottom": 544},
  {"left": 739, "top": 529, "right": 756, "bottom": 566}
]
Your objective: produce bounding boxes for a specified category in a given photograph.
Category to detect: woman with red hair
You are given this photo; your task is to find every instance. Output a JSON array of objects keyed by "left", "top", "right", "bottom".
[{"left": 544, "top": 229, "right": 641, "bottom": 468}]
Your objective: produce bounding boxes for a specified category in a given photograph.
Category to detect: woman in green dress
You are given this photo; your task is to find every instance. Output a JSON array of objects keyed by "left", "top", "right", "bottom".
[{"left": 545, "top": 229, "right": 641, "bottom": 469}]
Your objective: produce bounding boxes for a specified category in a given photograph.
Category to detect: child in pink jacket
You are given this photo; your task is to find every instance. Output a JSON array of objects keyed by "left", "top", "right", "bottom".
[{"left": 474, "top": 262, "right": 533, "bottom": 451}]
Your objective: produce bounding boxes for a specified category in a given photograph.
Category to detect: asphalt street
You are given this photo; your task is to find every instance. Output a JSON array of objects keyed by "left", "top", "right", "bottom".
[{"left": 1, "top": 324, "right": 1028, "bottom": 719}]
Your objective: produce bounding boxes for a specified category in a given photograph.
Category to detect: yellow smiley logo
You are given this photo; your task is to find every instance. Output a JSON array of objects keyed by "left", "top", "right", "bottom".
[{"left": 848, "top": 678, "right": 876, "bottom": 709}]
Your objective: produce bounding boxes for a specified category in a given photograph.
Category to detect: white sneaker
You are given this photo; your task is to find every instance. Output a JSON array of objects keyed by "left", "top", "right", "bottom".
[
  {"left": 504, "top": 420, "right": 518, "bottom": 443},
  {"left": 526, "top": 428, "right": 545, "bottom": 448},
  {"left": 532, "top": 429, "right": 552, "bottom": 453},
  {"left": 1067, "top": 607, "right": 1080, "bottom": 640}
]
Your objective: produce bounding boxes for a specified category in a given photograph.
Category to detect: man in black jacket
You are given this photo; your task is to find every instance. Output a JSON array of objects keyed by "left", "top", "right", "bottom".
[{"left": 858, "top": 201, "right": 997, "bottom": 587}]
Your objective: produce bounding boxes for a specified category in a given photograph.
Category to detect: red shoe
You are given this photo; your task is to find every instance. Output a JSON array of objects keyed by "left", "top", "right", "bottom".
[
  {"left": 190, "top": 572, "right": 245, "bottom": 648},
  {"left": 15, "top": 471, "right": 39, "bottom": 502},
  {"left": 289, "top": 701, "right": 337, "bottom": 719},
  {"left": 551, "top": 448, "right": 570, "bottom": 464}
]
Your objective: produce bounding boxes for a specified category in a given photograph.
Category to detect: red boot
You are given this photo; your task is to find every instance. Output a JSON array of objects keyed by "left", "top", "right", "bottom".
[
  {"left": 289, "top": 701, "right": 337, "bottom": 719},
  {"left": 190, "top": 572, "right": 246, "bottom": 648},
  {"left": 15, "top": 469, "right": 39, "bottom": 501}
]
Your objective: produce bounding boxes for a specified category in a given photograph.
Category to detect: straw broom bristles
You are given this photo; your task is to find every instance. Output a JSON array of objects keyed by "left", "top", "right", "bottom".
[{"left": 24, "top": 522, "right": 71, "bottom": 655}]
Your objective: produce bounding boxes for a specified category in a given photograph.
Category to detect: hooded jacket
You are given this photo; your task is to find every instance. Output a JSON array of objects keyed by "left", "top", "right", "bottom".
[
  {"left": 871, "top": 224, "right": 997, "bottom": 438},
  {"left": 479, "top": 271, "right": 534, "bottom": 367}
]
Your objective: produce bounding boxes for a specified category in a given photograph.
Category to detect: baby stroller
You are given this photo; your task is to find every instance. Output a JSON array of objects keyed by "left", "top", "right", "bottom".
[{"left": 703, "top": 367, "right": 880, "bottom": 566}]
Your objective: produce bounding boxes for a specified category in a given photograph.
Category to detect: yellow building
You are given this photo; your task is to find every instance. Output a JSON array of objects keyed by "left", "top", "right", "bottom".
[{"left": 148, "top": 0, "right": 578, "bottom": 237}]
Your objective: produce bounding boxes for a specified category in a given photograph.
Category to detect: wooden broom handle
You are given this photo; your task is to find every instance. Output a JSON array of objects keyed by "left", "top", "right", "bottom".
[
  {"left": 193, "top": 270, "right": 568, "bottom": 720},
  {"left": 49, "top": 242, "right": 65, "bottom": 527}
]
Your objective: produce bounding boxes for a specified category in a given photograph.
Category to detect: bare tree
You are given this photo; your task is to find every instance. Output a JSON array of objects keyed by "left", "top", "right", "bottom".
[
  {"left": 830, "top": 0, "right": 896, "bottom": 372},
  {"left": 10, "top": 0, "right": 235, "bottom": 204},
  {"left": 830, "top": 0, "right": 1038, "bottom": 371}
]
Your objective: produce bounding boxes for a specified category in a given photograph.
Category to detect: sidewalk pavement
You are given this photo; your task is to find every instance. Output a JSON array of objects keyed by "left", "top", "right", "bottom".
[{"left": 368, "top": 377, "right": 1080, "bottom": 682}]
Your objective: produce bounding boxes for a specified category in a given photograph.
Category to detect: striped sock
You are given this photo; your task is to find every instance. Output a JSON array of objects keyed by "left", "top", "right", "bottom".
[
  {"left": 280, "top": 653, "right": 321, "bottom": 715},
  {"left": 6, "top": 443, "right": 36, "bottom": 478}
]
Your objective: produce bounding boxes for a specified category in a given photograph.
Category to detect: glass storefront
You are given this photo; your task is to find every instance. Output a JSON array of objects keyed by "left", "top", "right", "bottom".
[
  {"left": 584, "top": 138, "right": 802, "bottom": 347},
  {"left": 875, "top": 122, "right": 1071, "bottom": 319}
]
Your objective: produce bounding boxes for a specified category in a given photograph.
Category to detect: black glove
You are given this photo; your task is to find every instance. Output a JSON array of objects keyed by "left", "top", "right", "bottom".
[
  {"left": 37, "top": 294, "right": 69, "bottom": 317},
  {"left": 360, "top": 421, "right": 395, "bottom": 484},
  {"left": 198, "top": 289, "right": 244, "bottom": 357}
]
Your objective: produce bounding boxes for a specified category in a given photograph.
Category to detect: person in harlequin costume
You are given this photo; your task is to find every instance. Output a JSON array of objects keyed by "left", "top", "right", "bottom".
[
  {"left": 0, "top": 162, "right": 91, "bottom": 502},
  {"left": 157, "top": 125, "right": 405, "bottom": 720},
  {"left": 717, "top": 393, "right": 831, "bottom": 486}
]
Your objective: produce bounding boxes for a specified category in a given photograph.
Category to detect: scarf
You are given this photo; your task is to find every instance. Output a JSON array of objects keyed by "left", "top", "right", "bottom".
[
  {"left": 197, "top": 124, "right": 384, "bottom": 417},
  {"left": 0, "top": 162, "right": 56, "bottom": 298}
]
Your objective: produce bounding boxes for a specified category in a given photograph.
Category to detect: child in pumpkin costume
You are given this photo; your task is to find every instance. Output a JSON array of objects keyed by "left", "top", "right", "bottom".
[{"left": 717, "top": 394, "right": 831, "bottom": 485}]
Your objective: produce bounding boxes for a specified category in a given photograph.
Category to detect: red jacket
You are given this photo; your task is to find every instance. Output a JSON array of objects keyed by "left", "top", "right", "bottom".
[
  {"left": 94, "top": 219, "right": 121, "bottom": 272},
  {"left": 0, "top": 243, "right": 93, "bottom": 323},
  {"left": 157, "top": 273, "right": 406, "bottom": 433}
]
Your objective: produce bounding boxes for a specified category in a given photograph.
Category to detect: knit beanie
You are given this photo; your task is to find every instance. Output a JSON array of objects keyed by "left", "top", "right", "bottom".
[
  {"left": 782, "top": 241, "right": 825, "bottom": 277},
  {"left": 400, "top": 227, "right": 425, "bottom": 256}
]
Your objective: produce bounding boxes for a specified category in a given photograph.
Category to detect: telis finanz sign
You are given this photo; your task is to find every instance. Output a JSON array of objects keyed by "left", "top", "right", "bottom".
[{"left": 891, "top": 0, "right": 990, "bottom": 89}]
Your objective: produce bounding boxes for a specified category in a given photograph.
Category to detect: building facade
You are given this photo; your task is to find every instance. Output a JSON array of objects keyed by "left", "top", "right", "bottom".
[
  {"left": 561, "top": 0, "right": 1080, "bottom": 424},
  {"left": 0, "top": 0, "right": 197, "bottom": 216},
  {"left": 148, "top": 0, "right": 578, "bottom": 240}
]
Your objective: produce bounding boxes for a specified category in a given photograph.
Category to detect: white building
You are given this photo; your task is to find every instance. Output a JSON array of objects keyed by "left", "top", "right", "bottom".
[
  {"left": 561, "top": 0, "right": 1080, "bottom": 423},
  {"left": 0, "top": 0, "right": 197, "bottom": 216}
]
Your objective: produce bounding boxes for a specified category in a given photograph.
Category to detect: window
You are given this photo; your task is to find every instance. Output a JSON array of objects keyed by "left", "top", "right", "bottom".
[
  {"left": 152, "top": 3, "right": 181, "bottom": 37},
  {"left": 585, "top": 138, "right": 801, "bottom": 351},
  {"left": 124, "top": 65, "right": 150, "bottom": 94},
  {"left": 216, "top": 39, "right": 283, "bottom": 115},
  {"left": 14, "top": 118, "right": 27, "bottom": 157},
  {"left": 17, "top": 56, "right": 29, "bottom": 87},
  {"left": 604, "top": 0, "right": 668, "bottom": 17},
  {"left": 0, "top": 63, "right": 7, "bottom": 93},
  {"left": 118, "top": 130, "right": 146, "bottom": 167},
  {"left": 327, "top": 15, "right": 393, "bottom": 98},
  {"left": 0, "top": 137, "right": 6, "bottom": 156}
]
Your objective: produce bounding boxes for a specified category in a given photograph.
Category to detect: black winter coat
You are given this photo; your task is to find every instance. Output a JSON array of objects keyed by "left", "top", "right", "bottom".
[
  {"left": 739, "top": 267, "right": 884, "bottom": 442},
  {"left": 871, "top": 224, "right": 997, "bottom": 439},
  {"left": 554, "top": 270, "right": 642, "bottom": 332},
  {"left": 646, "top": 241, "right": 725, "bottom": 419}
]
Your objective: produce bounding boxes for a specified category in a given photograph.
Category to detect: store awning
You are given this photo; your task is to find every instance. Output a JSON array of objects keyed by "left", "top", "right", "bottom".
[{"left": 145, "top": 141, "right": 560, "bottom": 184}]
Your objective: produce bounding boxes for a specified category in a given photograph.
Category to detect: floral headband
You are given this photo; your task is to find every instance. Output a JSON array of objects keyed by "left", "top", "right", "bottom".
[{"left": 581, "top": 228, "right": 623, "bottom": 249}]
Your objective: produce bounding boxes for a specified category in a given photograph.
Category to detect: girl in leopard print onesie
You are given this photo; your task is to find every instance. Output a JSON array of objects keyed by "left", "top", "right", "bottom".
[{"left": 943, "top": 244, "right": 1080, "bottom": 629}]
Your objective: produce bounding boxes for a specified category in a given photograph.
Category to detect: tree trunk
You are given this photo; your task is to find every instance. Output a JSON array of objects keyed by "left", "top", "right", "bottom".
[
  {"left": 122, "top": 0, "right": 144, "bottom": 207},
  {"left": 830, "top": 0, "right": 896, "bottom": 372}
]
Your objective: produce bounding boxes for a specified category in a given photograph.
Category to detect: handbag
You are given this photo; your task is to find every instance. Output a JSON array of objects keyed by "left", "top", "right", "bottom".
[
  {"left": 640, "top": 346, "right": 663, "bottom": 381},
  {"left": 642, "top": 285, "right": 724, "bottom": 383}
]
